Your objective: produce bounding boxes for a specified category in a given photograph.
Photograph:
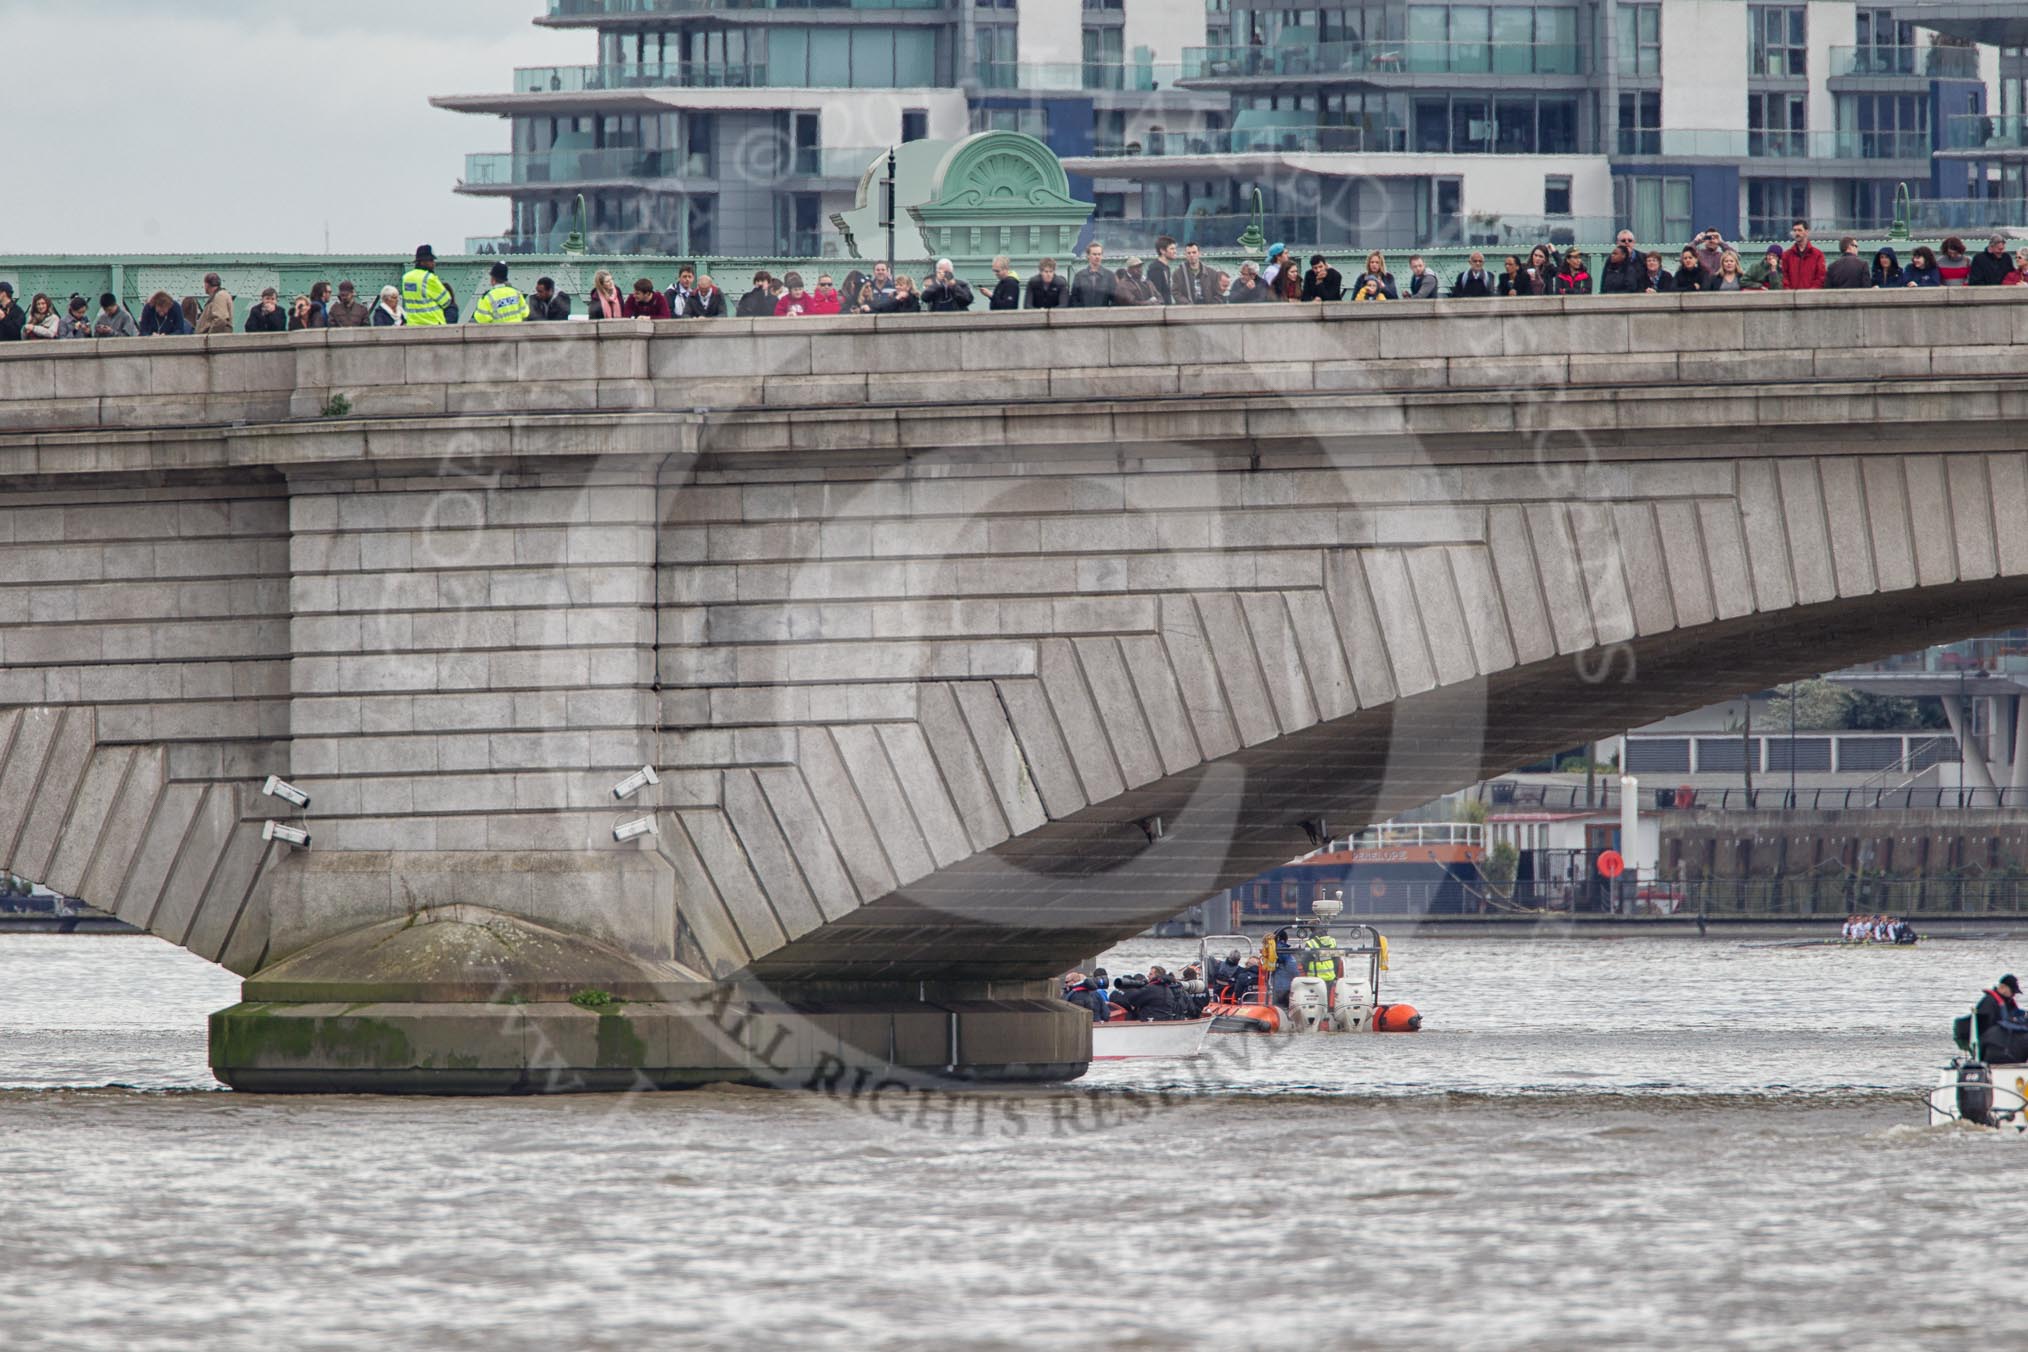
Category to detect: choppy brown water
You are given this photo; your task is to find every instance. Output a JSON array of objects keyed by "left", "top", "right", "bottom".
[{"left": 2, "top": 932, "right": 2023, "bottom": 1351}]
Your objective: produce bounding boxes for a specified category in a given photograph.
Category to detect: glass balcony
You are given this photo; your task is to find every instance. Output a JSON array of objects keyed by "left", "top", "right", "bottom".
[
  {"left": 1827, "top": 44, "right": 1980, "bottom": 79},
  {"left": 514, "top": 62, "right": 769, "bottom": 93},
  {"left": 1615, "top": 128, "right": 1930, "bottom": 160},
  {"left": 790, "top": 146, "right": 888, "bottom": 177},
  {"left": 1110, "top": 210, "right": 1614, "bottom": 251},
  {"left": 1080, "top": 126, "right": 1372, "bottom": 156},
  {"left": 1943, "top": 113, "right": 2028, "bottom": 152},
  {"left": 465, "top": 230, "right": 693, "bottom": 255},
  {"left": 463, "top": 148, "right": 713, "bottom": 185},
  {"left": 547, "top": 0, "right": 940, "bottom": 16},
  {"left": 1181, "top": 39, "right": 1584, "bottom": 82},
  {"left": 973, "top": 61, "right": 1185, "bottom": 92}
]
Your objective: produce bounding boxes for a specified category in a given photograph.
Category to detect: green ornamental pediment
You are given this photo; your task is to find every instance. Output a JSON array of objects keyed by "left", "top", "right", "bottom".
[{"left": 909, "top": 132, "right": 1095, "bottom": 260}]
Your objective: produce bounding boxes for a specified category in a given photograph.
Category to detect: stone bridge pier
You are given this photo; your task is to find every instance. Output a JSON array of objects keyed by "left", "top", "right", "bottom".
[{"left": 6, "top": 291, "right": 2028, "bottom": 1089}]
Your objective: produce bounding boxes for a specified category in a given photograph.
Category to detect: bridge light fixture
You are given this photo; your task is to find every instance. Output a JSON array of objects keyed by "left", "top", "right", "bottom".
[
  {"left": 262, "top": 775, "right": 311, "bottom": 809},
  {"left": 262, "top": 820, "right": 311, "bottom": 848},
  {"left": 612, "top": 766, "right": 660, "bottom": 801},
  {"left": 614, "top": 815, "right": 658, "bottom": 843}
]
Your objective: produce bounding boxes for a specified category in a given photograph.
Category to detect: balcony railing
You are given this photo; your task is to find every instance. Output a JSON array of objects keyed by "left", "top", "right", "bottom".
[
  {"left": 1182, "top": 39, "right": 1584, "bottom": 81},
  {"left": 1943, "top": 112, "right": 2028, "bottom": 152},
  {"left": 1827, "top": 44, "right": 1980, "bottom": 79},
  {"left": 1080, "top": 125, "right": 1371, "bottom": 156},
  {"left": 1105, "top": 210, "right": 1612, "bottom": 251},
  {"left": 463, "top": 149, "right": 712, "bottom": 185},
  {"left": 514, "top": 62, "right": 769, "bottom": 93},
  {"left": 790, "top": 146, "right": 887, "bottom": 177},
  {"left": 465, "top": 231, "right": 696, "bottom": 255},
  {"left": 1615, "top": 128, "right": 1931, "bottom": 160},
  {"left": 972, "top": 61, "right": 1183, "bottom": 93},
  {"left": 548, "top": 0, "right": 940, "bottom": 15}
]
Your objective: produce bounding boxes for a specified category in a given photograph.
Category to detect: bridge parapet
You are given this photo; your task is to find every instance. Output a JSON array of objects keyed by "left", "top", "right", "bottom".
[{"left": 4, "top": 288, "right": 2026, "bottom": 453}]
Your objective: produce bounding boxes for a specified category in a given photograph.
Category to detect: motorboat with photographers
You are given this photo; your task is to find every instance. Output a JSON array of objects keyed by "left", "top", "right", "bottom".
[
  {"left": 1198, "top": 896, "right": 1421, "bottom": 1035},
  {"left": 1931, "top": 972, "right": 2028, "bottom": 1130}
]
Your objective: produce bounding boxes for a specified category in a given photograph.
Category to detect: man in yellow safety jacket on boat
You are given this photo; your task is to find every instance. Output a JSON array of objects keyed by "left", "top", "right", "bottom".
[
  {"left": 401, "top": 245, "right": 453, "bottom": 326},
  {"left": 1304, "top": 932, "right": 1341, "bottom": 983}
]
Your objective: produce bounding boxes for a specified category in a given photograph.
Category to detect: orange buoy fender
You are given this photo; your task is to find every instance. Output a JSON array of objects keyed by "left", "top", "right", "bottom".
[{"left": 1375, "top": 1003, "right": 1421, "bottom": 1033}]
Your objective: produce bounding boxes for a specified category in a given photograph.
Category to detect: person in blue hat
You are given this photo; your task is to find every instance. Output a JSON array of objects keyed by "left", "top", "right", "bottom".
[{"left": 1263, "top": 241, "right": 1289, "bottom": 288}]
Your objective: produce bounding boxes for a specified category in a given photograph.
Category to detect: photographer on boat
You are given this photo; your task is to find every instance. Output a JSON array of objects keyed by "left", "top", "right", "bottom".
[
  {"left": 1110, "top": 967, "right": 1187, "bottom": 1021},
  {"left": 1061, "top": 972, "right": 1111, "bottom": 1023},
  {"left": 1969, "top": 974, "right": 2028, "bottom": 1064}
]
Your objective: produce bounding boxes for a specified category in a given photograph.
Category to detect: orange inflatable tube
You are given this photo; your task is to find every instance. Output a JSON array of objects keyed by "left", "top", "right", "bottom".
[
  {"left": 1206, "top": 1002, "right": 1283, "bottom": 1034},
  {"left": 1374, "top": 1003, "right": 1422, "bottom": 1032}
]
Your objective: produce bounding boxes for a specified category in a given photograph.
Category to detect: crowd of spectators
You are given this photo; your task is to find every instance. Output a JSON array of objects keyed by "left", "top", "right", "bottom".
[{"left": 5, "top": 221, "right": 2026, "bottom": 344}]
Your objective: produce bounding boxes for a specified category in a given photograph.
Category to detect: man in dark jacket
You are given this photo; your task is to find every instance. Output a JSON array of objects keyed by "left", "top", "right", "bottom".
[
  {"left": 1974, "top": 974, "right": 2028, "bottom": 1062},
  {"left": 1601, "top": 232, "right": 1647, "bottom": 293},
  {"left": 685, "top": 276, "right": 727, "bottom": 318},
  {"left": 1172, "top": 243, "right": 1222, "bottom": 304},
  {"left": 1226, "top": 261, "right": 1272, "bottom": 302},
  {"left": 1069, "top": 241, "right": 1117, "bottom": 307},
  {"left": 1970, "top": 234, "right": 2016, "bottom": 287},
  {"left": 1825, "top": 236, "right": 1871, "bottom": 288},
  {"left": 1111, "top": 969, "right": 1183, "bottom": 1021},
  {"left": 1147, "top": 235, "right": 1178, "bottom": 304},
  {"left": 735, "top": 271, "right": 775, "bottom": 318},
  {"left": 0, "top": 283, "right": 23, "bottom": 341},
  {"left": 986, "top": 255, "right": 1021, "bottom": 310},
  {"left": 137, "top": 291, "right": 190, "bottom": 336},
  {"left": 244, "top": 288, "right": 289, "bottom": 333},
  {"left": 921, "top": 259, "right": 974, "bottom": 312},
  {"left": 527, "top": 277, "right": 574, "bottom": 321},
  {"left": 327, "top": 281, "right": 372, "bottom": 328},
  {"left": 664, "top": 265, "right": 697, "bottom": 317},
  {"left": 1300, "top": 253, "right": 1344, "bottom": 302},
  {"left": 1063, "top": 972, "right": 1111, "bottom": 1022},
  {"left": 1453, "top": 252, "right": 1494, "bottom": 297},
  {"left": 1025, "top": 258, "right": 1067, "bottom": 309}
]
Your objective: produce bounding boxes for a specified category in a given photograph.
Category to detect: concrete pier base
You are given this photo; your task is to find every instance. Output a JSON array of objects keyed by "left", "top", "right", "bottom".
[{"left": 207, "top": 908, "right": 1090, "bottom": 1094}]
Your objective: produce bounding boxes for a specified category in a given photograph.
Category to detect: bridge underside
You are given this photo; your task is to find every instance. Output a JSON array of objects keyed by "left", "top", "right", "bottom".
[{"left": 744, "top": 573, "right": 2028, "bottom": 983}]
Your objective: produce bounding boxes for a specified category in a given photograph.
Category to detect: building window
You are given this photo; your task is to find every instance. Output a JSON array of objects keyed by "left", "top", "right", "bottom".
[
  {"left": 1749, "top": 5, "right": 1806, "bottom": 78},
  {"left": 1838, "top": 93, "right": 1928, "bottom": 159},
  {"left": 901, "top": 108, "right": 928, "bottom": 142},
  {"left": 1617, "top": 2, "right": 1660, "bottom": 77},
  {"left": 1405, "top": 4, "right": 1580, "bottom": 75},
  {"left": 1746, "top": 178, "right": 1808, "bottom": 236},
  {"left": 1617, "top": 89, "right": 1661, "bottom": 155},
  {"left": 974, "top": 24, "right": 1016, "bottom": 86},
  {"left": 1544, "top": 174, "right": 1572, "bottom": 216},
  {"left": 1615, "top": 175, "right": 1691, "bottom": 245},
  {"left": 1748, "top": 90, "right": 1807, "bottom": 156},
  {"left": 971, "top": 106, "right": 1048, "bottom": 137},
  {"left": 687, "top": 195, "right": 715, "bottom": 253},
  {"left": 1856, "top": 7, "right": 1916, "bottom": 70},
  {"left": 1083, "top": 25, "right": 1123, "bottom": 89}
]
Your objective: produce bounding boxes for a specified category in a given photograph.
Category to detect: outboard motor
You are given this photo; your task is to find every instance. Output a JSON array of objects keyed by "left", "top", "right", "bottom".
[
  {"left": 1957, "top": 1062, "right": 1995, "bottom": 1127},
  {"left": 1286, "top": 977, "right": 1331, "bottom": 1032}
]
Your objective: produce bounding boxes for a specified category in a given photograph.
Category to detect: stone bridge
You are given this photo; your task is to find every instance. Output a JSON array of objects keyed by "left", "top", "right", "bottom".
[{"left": 5, "top": 290, "right": 2028, "bottom": 1089}]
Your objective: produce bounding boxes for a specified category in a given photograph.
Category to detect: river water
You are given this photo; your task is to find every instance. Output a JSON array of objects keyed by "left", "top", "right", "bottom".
[{"left": 3, "top": 930, "right": 2025, "bottom": 1350}]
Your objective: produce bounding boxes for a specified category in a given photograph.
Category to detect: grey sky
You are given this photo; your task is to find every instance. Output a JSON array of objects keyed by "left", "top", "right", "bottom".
[{"left": 2, "top": 1, "right": 570, "bottom": 255}]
